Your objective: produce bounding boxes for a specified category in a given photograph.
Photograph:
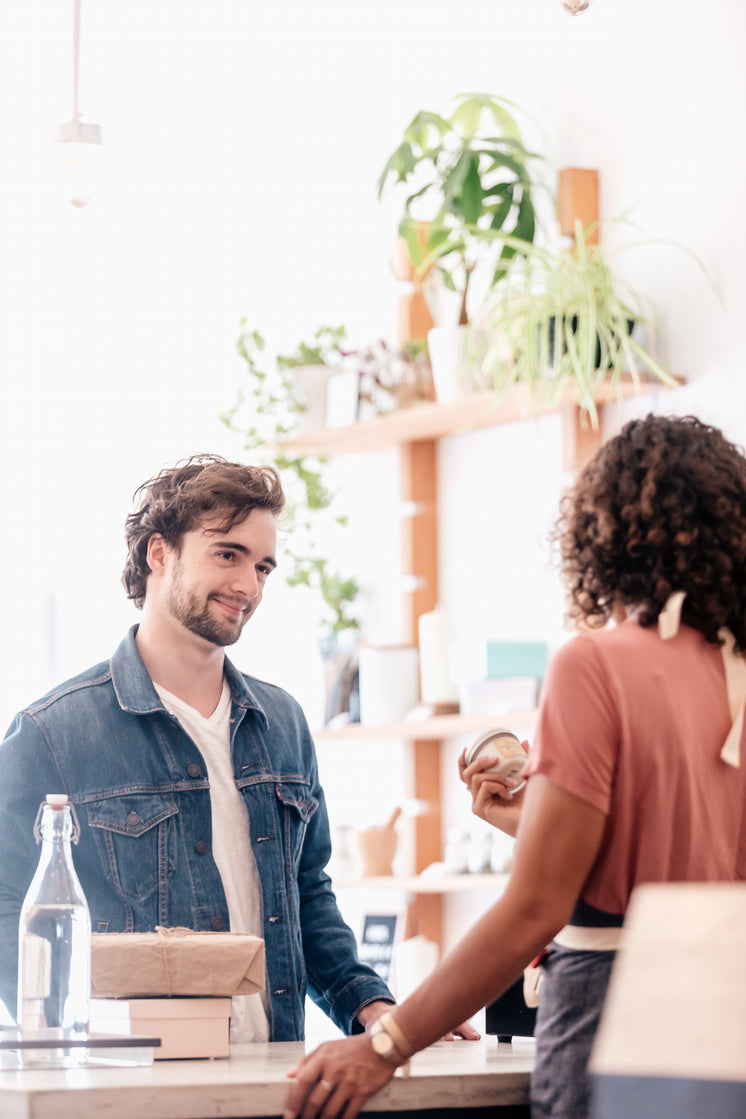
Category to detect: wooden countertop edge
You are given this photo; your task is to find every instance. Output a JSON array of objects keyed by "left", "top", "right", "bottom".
[{"left": 0, "top": 1038, "right": 533, "bottom": 1117}]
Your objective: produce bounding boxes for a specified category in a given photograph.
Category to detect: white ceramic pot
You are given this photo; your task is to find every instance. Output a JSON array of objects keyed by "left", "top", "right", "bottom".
[
  {"left": 293, "top": 364, "right": 331, "bottom": 432},
  {"left": 427, "top": 325, "right": 480, "bottom": 403},
  {"left": 358, "top": 645, "right": 419, "bottom": 725}
]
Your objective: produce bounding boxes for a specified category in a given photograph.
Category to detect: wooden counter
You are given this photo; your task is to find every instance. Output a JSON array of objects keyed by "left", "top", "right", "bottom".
[{"left": 0, "top": 1036, "right": 533, "bottom": 1118}]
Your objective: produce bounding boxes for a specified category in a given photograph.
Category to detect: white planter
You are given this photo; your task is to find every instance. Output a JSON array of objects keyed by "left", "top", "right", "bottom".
[
  {"left": 427, "top": 325, "right": 480, "bottom": 403},
  {"left": 293, "top": 364, "right": 331, "bottom": 432},
  {"left": 358, "top": 645, "right": 419, "bottom": 725}
]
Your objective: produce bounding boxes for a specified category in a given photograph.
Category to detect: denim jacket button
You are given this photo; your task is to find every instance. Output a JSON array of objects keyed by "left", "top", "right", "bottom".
[
  {"left": 195, "top": 840, "right": 208, "bottom": 855},
  {"left": 126, "top": 811, "right": 141, "bottom": 827},
  {"left": 210, "top": 916, "right": 226, "bottom": 931},
  {"left": 187, "top": 763, "right": 202, "bottom": 778}
]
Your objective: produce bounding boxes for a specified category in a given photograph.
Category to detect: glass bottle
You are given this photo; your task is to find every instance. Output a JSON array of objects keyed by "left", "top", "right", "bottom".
[{"left": 17, "top": 794, "right": 91, "bottom": 1066}]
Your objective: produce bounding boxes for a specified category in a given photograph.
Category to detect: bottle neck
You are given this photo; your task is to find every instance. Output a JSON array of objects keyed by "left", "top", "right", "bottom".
[
  {"left": 34, "top": 802, "right": 78, "bottom": 846},
  {"left": 25, "top": 802, "right": 88, "bottom": 909},
  {"left": 36, "top": 807, "right": 74, "bottom": 878}
]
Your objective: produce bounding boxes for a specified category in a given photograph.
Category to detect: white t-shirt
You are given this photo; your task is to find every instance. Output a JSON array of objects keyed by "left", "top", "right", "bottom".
[{"left": 154, "top": 679, "right": 269, "bottom": 1043}]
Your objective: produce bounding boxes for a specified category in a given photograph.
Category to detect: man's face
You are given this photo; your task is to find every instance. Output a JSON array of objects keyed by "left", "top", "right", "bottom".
[{"left": 159, "top": 509, "right": 277, "bottom": 648}]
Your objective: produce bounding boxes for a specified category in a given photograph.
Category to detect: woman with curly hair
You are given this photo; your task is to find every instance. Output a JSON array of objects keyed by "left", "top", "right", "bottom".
[{"left": 283, "top": 413, "right": 746, "bottom": 1119}]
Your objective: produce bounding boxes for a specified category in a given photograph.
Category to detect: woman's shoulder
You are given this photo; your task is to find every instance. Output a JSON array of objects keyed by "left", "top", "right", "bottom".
[{"left": 546, "top": 619, "right": 662, "bottom": 681}]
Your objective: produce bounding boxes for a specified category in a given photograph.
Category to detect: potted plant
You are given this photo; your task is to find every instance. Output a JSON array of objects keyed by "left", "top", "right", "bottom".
[
  {"left": 221, "top": 321, "right": 362, "bottom": 637},
  {"left": 273, "top": 323, "right": 348, "bottom": 433},
  {"left": 472, "top": 221, "right": 682, "bottom": 427},
  {"left": 342, "top": 336, "right": 434, "bottom": 418},
  {"left": 377, "top": 92, "right": 544, "bottom": 401}
]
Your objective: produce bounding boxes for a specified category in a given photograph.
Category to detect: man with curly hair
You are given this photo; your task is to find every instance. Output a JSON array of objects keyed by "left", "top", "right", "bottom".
[
  {"left": 282, "top": 414, "right": 746, "bottom": 1119},
  {"left": 0, "top": 455, "right": 396, "bottom": 1043}
]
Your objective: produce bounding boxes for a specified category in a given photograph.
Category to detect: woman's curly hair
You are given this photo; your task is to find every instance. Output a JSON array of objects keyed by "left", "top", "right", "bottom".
[
  {"left": 554, "top": 413, "right": 746, "bottom": 649},
  {"left": 122, "top": 455, "right": 285, "bottom": 609}
]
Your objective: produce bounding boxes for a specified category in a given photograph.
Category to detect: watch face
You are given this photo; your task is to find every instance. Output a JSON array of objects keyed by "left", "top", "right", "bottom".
[{"left": 371, "top": 1030, "right": 395, "bottom": 1058}]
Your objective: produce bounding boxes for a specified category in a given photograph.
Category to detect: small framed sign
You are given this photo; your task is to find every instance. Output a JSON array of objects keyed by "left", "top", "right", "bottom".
[{"left": 358, "top": 913, "right": 402, "bottom": 984}]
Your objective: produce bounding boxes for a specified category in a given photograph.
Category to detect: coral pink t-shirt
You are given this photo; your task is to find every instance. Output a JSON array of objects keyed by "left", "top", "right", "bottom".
[{"left": 525, "top": 619, "right": 746, "bottom": 915}]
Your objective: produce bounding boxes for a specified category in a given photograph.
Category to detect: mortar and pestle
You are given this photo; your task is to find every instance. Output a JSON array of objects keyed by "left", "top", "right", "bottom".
[{"left": 354, "top": 807, "right": 402, "bottom": 876}]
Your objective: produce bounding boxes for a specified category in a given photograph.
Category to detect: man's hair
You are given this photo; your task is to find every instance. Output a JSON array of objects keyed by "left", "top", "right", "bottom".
[
  {"left": 122, "top": 455, "right": 285, "bottom": 608},
  {"left": 554, "top": 413, "right": 746, "bottom": 649}
]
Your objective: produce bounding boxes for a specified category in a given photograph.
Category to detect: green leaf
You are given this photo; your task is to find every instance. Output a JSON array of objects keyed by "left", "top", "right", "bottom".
[
  {"left": 377, "top": 141, "right": 416, "bottom": 197},
  {"left": 458, "top": 156, "right": 483, "bottom": 225},
  {"left": 425, "top": 222, "right": 452, "bottom": 251},
  {"left": 451, "top": 93, "right": 524, "bottom": 144},
  {"left": 441, "top": 149, "right": 473, "bottom": 206},
  {"left": 400, "top": 219, "right": 425, "bottom": 268},
  {"left": 404, "top": 110, "right": 450, "bottom": 151},
  {"left": 450, "top": 96, "right": 482, "bottom": 139},
  {"left": 488, "top": 187, "right": 514, "bottom": 232},
  {"left": 401, "top": 182, "right": 434, "bottom": 218}
]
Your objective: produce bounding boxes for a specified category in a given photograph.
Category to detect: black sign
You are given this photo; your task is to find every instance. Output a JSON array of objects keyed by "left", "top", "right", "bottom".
[{"left": 358, "top": 914, "right": 400, "bottom": 983}]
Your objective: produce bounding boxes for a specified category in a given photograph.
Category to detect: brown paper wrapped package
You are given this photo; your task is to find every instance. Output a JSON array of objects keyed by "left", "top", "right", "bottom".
[{"left": 91, "top": 926, "right": 266, "bottom": 998}]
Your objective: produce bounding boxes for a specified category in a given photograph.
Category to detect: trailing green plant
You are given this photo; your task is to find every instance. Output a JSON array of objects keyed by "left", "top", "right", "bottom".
[
  {"left": 377, "top": 92, "right": 544, "bottom": 326},
  {"left": 275, "top": 323, "right": 347, "bottom": 369},
  {"left": 472, "top": 221, "right": 682, "bottom": 427},
  {"left": 221, "top": 321, "right": 361, "bottom": 635}
]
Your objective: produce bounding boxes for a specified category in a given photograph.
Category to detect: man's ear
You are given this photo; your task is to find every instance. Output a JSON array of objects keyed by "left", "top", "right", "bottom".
[{"left": 145, "top": 534, "right": 170, "bottom": 576}]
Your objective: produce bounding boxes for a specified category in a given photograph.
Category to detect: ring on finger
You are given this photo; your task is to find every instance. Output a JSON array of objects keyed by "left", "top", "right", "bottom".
[{"left": 320, "top": 1079, "right": 333, "bottom": 1092}]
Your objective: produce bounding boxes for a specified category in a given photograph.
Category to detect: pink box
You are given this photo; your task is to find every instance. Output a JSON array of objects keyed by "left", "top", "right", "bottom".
[{"left": 89, "top": 997, "right": 232, "bottom": 1059}]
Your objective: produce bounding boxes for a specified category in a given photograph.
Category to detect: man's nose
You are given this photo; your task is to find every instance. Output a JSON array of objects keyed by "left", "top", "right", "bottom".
[{"left": 231, "top": 562, "right": 260, "bottom": 599}]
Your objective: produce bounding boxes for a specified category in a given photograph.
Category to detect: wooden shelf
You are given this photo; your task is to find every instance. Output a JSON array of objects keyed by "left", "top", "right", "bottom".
[
  {"left": 314, "top": 710, "right": 538, "bottom": 744},
  {"left": 286, "top": 378, "right": 681, "bottom": 458},
  {"left": 333, "top": 873, "right": 510, "bottom": 894},
  {"left": 308, "top": 172, "right": 684, "bottom": 952}
]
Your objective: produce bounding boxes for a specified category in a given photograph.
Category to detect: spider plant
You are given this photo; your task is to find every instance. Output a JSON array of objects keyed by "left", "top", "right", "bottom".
[{"left": 473, "top": 222, "right": 680, "bottom": 427}]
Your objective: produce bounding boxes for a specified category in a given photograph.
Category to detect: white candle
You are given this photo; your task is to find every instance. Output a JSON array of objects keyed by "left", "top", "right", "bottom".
[{"left": 418, "top": 606, "right": 459, "bottom": 704}]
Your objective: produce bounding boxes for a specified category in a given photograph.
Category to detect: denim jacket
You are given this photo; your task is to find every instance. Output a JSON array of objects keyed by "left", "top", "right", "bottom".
[{"left": 0, "top": 627, "right": 392, "bottom": 1037}]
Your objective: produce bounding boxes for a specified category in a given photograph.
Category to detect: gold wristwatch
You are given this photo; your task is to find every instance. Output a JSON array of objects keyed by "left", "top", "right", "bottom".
[{"left": 369, "top": 1012, "right": 412, "bottom": 1067}]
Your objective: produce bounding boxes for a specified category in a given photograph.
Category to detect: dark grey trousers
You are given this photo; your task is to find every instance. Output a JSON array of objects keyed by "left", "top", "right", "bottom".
[{"left": 530, "top": 944, "right": 616, "bottom": 1119}]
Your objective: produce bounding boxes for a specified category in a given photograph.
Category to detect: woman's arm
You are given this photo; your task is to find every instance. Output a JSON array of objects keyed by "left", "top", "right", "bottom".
[{"left": 283, "top": 774, "right": 607, "bottom": 1119}]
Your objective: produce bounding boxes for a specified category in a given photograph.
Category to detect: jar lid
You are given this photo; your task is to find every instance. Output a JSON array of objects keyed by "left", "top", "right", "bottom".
[
  {"left": 464, "top": 728, "right": 521, "bottom": 768},
  {"left": 45, "top": 794, "right": 69, "bottom": 809}
]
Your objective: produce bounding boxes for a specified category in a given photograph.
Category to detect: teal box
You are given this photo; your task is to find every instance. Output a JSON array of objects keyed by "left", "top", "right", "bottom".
[{"left": 449, "top": 641, "right": 549, "bottom": 683}]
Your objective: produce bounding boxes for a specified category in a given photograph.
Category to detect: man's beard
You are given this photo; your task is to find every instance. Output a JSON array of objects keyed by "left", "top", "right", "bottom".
[{"left": 166, "top": 572, "right": 249, "bottom": 648}]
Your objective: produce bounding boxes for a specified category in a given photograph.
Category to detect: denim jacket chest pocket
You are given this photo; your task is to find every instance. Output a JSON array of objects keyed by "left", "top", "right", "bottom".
[
  {"left": 274, "top": 783, "right": 319, "bottom": 871},
  {"left": 87, "top": 794, "right": 178, "bottom": 901}
]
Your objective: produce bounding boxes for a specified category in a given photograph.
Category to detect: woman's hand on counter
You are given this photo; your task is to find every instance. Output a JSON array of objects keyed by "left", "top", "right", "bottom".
[
  {"left": 443, "top": 1018, "right": 480, "bottom": 1040},
  {"left": 284, "top": 1033, "right": 393, "bottom": 1119}
]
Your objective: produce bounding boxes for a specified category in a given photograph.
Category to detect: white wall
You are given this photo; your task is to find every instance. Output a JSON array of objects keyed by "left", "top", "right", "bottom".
[{"left": 1, "top": 0, "right": 745, "bottom": 1011}]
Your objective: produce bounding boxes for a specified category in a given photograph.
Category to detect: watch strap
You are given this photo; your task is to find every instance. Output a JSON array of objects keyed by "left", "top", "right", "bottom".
[{"left": 369, "top": 1012, "right": 414, "bottom": 1066}]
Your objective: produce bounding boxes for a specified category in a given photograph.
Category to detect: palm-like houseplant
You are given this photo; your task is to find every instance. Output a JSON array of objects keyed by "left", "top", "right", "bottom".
[{"left": 377, "top": 92, "right": 544, "bottom": 327}]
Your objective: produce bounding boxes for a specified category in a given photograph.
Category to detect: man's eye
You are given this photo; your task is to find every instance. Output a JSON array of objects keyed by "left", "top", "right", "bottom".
[
  {"left": 218, "top": 551, "right": 235, "bottom": 562},
  {"left": 258, "top": 564, "right": 273, "bottom": 577}
]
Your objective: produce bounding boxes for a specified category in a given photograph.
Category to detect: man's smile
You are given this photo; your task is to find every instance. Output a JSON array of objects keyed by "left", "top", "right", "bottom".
[{"left": 211, "top": 595, "right": 251, "bottom": 619}]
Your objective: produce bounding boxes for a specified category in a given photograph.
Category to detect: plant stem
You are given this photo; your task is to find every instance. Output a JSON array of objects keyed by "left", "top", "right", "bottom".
[{"left": 458, "top": 265, "right": 473, "bottom": 326}]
